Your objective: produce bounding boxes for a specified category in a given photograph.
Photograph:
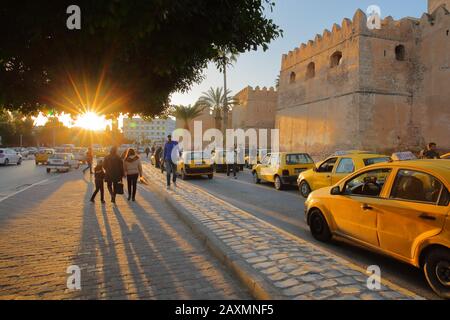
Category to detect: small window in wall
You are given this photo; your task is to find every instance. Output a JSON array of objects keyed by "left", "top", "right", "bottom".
[
  {"left": 306, "top": 62, "right": 315, "bottom": 79},
  {"left": 395, "top": 45, "right": 405, "bottom": 61},
  {"left": 289, "top": 72, "right": 296, "bottom": 84},
  {"left": 330, "top": 51, "right": 343, "bottom": 68}
]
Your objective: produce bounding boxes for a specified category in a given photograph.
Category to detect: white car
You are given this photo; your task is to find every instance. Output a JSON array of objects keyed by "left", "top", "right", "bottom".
[
  {"left": 46, "top": 153, "right": 80, "bottom": 173},
  {"left": 0, "top": 148, "right": 22, "bottom": 166}
]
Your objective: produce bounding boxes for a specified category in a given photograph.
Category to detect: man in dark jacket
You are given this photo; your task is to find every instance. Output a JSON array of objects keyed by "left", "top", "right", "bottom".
[
  {"left": 103, "top": 146, "right": 124, "bottom": 204},
  {"left": 163, "top": 135, "right": 179, "bottom": 189},
  {"left": 420, "top": 142, "right": 441, "bottom": 159}
]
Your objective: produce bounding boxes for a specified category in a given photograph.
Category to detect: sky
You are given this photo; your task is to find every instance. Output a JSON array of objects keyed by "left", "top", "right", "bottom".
[{"left": 170, "top": 0, "right": 427, "bottom": 106}]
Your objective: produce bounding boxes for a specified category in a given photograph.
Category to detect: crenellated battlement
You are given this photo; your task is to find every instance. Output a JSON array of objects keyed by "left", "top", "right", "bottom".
[
  {"left": 281, "top": 7, "right": 450, "bottom": 70},
  {"left": 236, "top": 86, "right": 277, "bottom": 97}
]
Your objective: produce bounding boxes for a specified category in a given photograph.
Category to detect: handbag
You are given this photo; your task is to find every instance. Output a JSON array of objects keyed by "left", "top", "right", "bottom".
[{"left": 116, "top": 181, "right": 124, "bottom": 195}]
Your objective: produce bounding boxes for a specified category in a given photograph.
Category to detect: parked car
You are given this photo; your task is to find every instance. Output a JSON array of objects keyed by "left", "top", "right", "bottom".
[
  {"left": 252, "top": 152, "right": 315, "bottom": 190},
  {"left": 297, "top": 151, "right": 391, "bottom": 198},
  {"left": 212, "top": 150, "right": 238, "bottom": 173},
  {"left": 304, "top": 154, "right": 450, "bottom": 298},
  {"left": 46, "top": 153, "right": 80, "bottom": 173},
  {"left": 0, "top": 148, "right": 22, "bottom": 165},
  {"left": 15, "top": 147, "right": 29, "bottom": 158},
  {"left": 73, "top": 147, "right": 88, "bottom": 164},
  {"left": 27, "top": 147, "right": 38, "bottom": 156},
  {"left": 177, "top": 151, "right": 214, "bottom": 180},
  {"left": 35, "top": 148, "right": 55, "bottom": 165}
]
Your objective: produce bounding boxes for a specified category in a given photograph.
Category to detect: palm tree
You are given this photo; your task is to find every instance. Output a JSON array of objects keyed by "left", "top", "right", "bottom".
[
  {"left": 171, "top": 104, "right": 205, "bottom": 132},
  {"left": 198, "top": 87, "right": 235, "bottom": 132},
  {"left": 213, "top": 48, "right": 238, "bottom": 136}
]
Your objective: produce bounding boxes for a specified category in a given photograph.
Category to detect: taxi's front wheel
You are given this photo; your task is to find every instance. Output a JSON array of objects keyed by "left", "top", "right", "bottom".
[
  {"left": 424, "top": 248, "right": 450, "bottom": 299},
  {"left": 299, "top": 181, "right": 311, "bottom": 198},
  {"left": 309, "top": 209, "right": 332, "bottom": 242}
]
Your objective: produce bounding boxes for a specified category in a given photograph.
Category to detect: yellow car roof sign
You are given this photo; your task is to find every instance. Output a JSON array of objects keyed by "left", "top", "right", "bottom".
[{"left": 391, "top": 151, "right": 417, "bottom": 161}]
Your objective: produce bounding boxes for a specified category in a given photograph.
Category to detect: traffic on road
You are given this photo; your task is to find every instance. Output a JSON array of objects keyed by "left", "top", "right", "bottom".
[{"left": 147, "top": 145, "right": 449, "bottom": 299}]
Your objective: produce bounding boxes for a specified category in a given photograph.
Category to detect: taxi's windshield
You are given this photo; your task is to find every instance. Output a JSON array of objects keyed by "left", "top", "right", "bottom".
[
  {"left": 286, "top": 154, "right": 314, "bottom": 165},
  {"left": 364, "top": 157, "right": 390, "bottom": 166}
]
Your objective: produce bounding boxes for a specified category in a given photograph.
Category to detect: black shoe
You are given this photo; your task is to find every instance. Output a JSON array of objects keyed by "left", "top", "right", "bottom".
[
  {"left": 101, "top": 200, "right": 106, "bottom": 204},
  {"left": 132, "top": 198, "right": 136, "bottom": 202},
  {"left": 90, "top": 199, "right": 95, "bottom": 203},
  {"left": 127, "top": 196, "right": 131, "bottom": 201}
]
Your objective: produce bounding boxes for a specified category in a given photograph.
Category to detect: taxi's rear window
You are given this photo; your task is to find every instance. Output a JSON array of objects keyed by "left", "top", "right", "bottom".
[
  {"left": 51, "top": 154, "right": 69, "bottom": 160},
  {"left": 364, "top": 157, "right": 390, "bottom": 166},
  {"left": 286, "top": 154, "right": 314, "bottom": 165}
]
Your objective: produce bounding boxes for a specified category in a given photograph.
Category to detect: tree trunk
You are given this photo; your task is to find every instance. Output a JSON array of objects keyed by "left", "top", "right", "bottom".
[{"left": 222, "top": 62, "right": 228, "bottom": 146}]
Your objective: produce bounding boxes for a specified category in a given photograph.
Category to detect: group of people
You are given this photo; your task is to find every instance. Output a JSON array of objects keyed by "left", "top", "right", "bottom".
[{"left": 87, "top": 146, "right": 143, "bottom": 204}]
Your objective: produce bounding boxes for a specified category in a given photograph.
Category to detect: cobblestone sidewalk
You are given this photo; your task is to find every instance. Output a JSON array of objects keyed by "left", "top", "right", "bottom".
[
  {"left": 143, "top": 164, "right": 423, "bottom": 300},
  {"left": 0, "top": 172, "right": 250, "bottom": 300}
]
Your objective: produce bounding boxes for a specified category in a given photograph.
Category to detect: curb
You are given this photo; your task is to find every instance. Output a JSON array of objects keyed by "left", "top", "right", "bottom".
[{"left": 149, "top": 184, "right": 283, "bottom": 300}]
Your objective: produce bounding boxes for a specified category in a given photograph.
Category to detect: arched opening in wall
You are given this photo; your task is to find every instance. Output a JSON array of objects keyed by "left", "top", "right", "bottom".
[
  {"left": 289, "top": 72, "right": 296, "bottom": 84},
  {"left": 306, "top": 62, "right": 315, "bottom": 79},
  {"left": 330, "top": 51, "right": 342, "bottom": 68},
  {"left": 395, "top": 45, "right": 406, "bottom": 61}
]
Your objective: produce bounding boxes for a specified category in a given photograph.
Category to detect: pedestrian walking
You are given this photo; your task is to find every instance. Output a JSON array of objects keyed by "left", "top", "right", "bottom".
[
  {"left": 163, "top": 135, "right": 179, "bottom": 189},
  {"left": 420, "top": 142, "right": 441, "bottom": 159},
  {"left": 226, "top": 145, "right": 238, "bottom": 179},
  {"left": 123, "top": 148, "right": 143, "bottom": 202},
  {"left": 83, "top": 147, "right": 94, "bottom": 174},
  {"left": 103, "top": 146, "right": 124, "bottom": 204},
  {"left": 145, "top": 147, "right": 151, "bottom": 159},
  {"left": 90, "top": 160, "right": 106, "bottom": 203}
]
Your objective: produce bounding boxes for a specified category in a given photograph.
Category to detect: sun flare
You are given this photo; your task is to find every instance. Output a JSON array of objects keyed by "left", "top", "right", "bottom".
[{"left": 74, "top": 112, "right": 109, "bottom": 131}]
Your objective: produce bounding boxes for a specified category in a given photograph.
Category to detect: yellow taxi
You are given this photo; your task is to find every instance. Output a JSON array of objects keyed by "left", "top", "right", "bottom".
[
  {"left": 177, "top": 151, "right": 214, "bottom": 180},
  {"left": 304, "top": 153, "right": 450, "bottom": 298},
  {"left": 442, "top": 153, "right": 450, "bottom": 160},
  {"left": 35, "top": 148, "right": 55, "bottom": 165},
  {"left": 94, "top": 147, "right": 108, "bottom": 158},
  {"left": 252, "top": 152, "right": 315, "bottom": 190},
  {"left": 297, "top": 151, "right": 391, "bottom": 198}
]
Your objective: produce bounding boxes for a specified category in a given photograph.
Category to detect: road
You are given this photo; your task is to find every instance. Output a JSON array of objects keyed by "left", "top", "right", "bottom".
[
  {"left": 184, "top": 167, "right": 440, "bottom": 300},
  {"left": 0, "top": 158, "right": 50, "bottom": 201}
]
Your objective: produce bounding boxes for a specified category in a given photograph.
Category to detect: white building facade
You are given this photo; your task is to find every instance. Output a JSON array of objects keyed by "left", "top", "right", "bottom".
[{"left": 122, "top": 118, "right": 176, "bottom": 144}]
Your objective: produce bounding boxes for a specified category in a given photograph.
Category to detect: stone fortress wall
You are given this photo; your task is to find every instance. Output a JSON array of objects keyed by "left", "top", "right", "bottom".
[{"left": 276, "top": 2, "right": 450, "bottom": 156}]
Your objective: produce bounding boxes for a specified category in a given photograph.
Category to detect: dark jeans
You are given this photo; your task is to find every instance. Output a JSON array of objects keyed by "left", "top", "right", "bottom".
[
  {"left": 107, "top": 180, "right": 120, "bottom": 201},
  {"left": 165, "top": 160, "right": 177, "bottom": 186},
  {"left": 127, "top": 174, "right": 139, "bottom": 200},
  {"left": 91, "top": 179, "right": 104, "bottom": 201},
  {"left": 227, "top": 163, "right": 237, "bottom": 177}
]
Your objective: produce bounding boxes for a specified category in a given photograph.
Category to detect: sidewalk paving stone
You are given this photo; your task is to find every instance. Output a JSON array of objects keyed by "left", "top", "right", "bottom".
[{"left": 0, "top": 171, "right": 250, "bottom": 300}]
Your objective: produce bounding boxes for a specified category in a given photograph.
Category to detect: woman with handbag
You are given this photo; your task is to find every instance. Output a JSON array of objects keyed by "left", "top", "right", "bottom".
[
  {"left": 123, "top": 148, "right": 143, "bottom": 202},
  {"left": 103, "top": 146, "right": 124, "bottom": 204}
]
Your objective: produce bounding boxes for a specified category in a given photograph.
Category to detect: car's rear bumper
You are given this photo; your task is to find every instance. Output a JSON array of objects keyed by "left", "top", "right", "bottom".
[
  {"left": 47, "top": 165, "right": 70, "bottom": 170},
  {"left": 185, "top": 167, "right": 214, "bottom": 175},
  {"left": 281, "top": 175, "right": 299, "bottom": 185}
]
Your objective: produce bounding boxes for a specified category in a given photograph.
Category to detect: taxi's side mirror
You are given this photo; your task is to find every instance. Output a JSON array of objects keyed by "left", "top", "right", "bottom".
[{"left": 331, "top": 186, "right": 341, "bottom": 195}]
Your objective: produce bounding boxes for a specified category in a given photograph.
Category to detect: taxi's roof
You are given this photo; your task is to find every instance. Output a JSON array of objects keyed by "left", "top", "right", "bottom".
[{"left": 370, "top": 159, "right": 450, "bottom": 179}]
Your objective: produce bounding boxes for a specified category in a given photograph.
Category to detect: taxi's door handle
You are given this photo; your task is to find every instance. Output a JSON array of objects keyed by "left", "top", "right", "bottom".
[
  {"left": 361, "top": 204, "right": 373, "bottom": 211},
  {"left": 419, "top": 213, "right": 436, "bottom": 221}
]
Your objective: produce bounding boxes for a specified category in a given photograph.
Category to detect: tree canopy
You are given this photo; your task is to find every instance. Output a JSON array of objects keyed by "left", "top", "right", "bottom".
[{"left": 0, "top": 1, "right": 281, "bottom": 117}]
